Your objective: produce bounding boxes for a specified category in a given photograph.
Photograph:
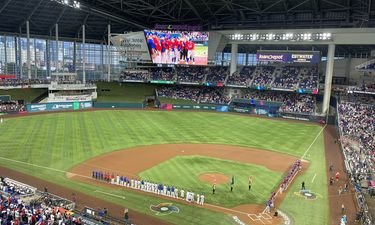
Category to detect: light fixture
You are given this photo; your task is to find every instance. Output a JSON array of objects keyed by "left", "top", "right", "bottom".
[
  {"left": 227, "top": 32, "right": 332, "bottom": 41},
  {"left": 51, "top": 0, "right": 81, "bottom": 9}
]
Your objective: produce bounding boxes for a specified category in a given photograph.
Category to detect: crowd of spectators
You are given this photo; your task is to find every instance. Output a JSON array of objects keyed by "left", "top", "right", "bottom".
[
  {"left": 199, "top": 87, "right": 231, "bottom": 105},
  {"left": 337, "top": 101, "right": 374, "bottom": 225},
  {"left": 205, "top": 67, "right": 228, "bottom": 84},
  {"left": 278, "top": 94, "right": 315, "bottom": 114},
  {"left": 251, "top": 66, "right": 275, "bottom": 87},
  {"left": 0, "top": 79, "right": 51, "bottom": 87},
  {"left": 0, "top": 101, "right": 25, "bottom": 113},
  {"left": 338, "top": 102, "right": 375, "bottom": 167},
  {"left": 150, "top": 68, "right": 176, "bottom": 81},
  {"left": 157, "top": 86, "right": 230, "bottom": 104},
  {"left": 226, "top": 66, "right": 255, "bottom": 86},
  {"left": 298, "top": 67, "right": 318, "bottom": 90},
  {"left": 157, "top": 86, "right": 200, "bottom": 102},
  {"left": 176, "top": 67, "right": 206, "bottom": 83},
  {"left": 0, "top": 177, "right": 80, "bottom": 225},
  {"left": 272, "top": 66, "right": 299, "bottom": 89},
  {"left": 348, "top": 83, "right": 375, "bottom": 93},
  {"left": 243, "top": 90, "right": 316, "bottom": 114},
  {"left": 119, "top": 71, "right": 149, "bottom": 81}
]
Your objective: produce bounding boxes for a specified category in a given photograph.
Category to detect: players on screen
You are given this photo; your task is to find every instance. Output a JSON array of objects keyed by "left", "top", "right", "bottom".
[{"left": 144, "top": 30, "right": 209, "bottom": 65}]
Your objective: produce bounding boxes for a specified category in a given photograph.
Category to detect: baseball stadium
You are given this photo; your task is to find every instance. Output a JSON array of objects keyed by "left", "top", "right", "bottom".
[{"left": 0, "top": 1, "right": 374, "bottom": 225}]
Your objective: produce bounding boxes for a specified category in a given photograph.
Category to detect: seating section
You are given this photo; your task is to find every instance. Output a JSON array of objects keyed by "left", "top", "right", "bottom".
[
  {"left": 338, "top": 102, "right": 375, "bottom": 159},
  {"left": 199, "top": 87, "right": 231, "bottom": 104},
  {"left": 298, "top": 67, "right": 318, "bottom": 90},
  {"left": 0, "top": 101, "right": 25, "bottom": 113},
  {"left": 117, "top": 65, "right": 319, "bottom": 90},
  {"left": 157, "top": 86, "right": 230, "bottom": 104},
  {"left": 150, "top": 68, "right": 175, "bottom": 81},
  {"left": 205, "top": 67, "right": 228, "bottom": 84},
  {"left": 227, "top": 66, "right": 255, "bottom": 86},
  {"left": 0, "top": 177, "right": 77, "bottom": 225},
  {"left": 242, "top": 90, "right": 316, "bottom": 114},
  {"left": 0, "top": 79, "right": 50, "bottom": 86},
  {"left": 272, "top": 66, "right": 299, "bottom": 89},
  {"left": 176, "top": 67, "right": 207, "bottom": 83},
  {"left": 251, "top": 66, "right": 275, "bottom": 87},
  {"left": 157, "top": 86, "right": 201, "bottom": 102},
  {"left": 120, "top": 71, "right": 149, "bottom": 81}
]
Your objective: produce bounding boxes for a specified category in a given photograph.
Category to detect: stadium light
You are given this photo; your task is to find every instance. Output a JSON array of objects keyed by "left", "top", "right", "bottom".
[
  {"left": 228, "top": 32, "right": 332, "bottom": 42},
  {"left": 51, "top": 0, "right": 81, "bottom": 9}
]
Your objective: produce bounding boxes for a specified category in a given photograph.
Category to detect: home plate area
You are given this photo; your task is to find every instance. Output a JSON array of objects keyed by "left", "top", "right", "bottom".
[{"left": 248, "top": 213, "right": 273, "bottom": 224}]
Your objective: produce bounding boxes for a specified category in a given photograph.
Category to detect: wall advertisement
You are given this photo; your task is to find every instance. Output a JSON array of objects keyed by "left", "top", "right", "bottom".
[
  {"left": 256, "top": 52, "right": 320, "bottom": 63},
  {"left": 27, "top": 101, "right": 93, "bottom": 112}
]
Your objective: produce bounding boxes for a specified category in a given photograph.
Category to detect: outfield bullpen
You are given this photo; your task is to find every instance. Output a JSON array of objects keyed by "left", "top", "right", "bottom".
[{"left": 0, "top": 110, "right": 329, "bottom": 225}]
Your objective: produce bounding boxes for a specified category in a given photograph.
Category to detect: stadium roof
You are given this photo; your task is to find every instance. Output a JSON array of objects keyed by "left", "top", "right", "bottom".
[{"left": 0, "top": 0, "right": 374, "bottom": 41}]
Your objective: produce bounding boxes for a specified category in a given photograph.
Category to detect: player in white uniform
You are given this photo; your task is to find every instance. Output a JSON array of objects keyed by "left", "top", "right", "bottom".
[
  {"left": 196, "top": 194, "right": 200, "bottom": 204},
  {"left": 180, "top": 189, "right": 185, "bottom": 198},
  {"left": 200, "top": 194, "right": 205, "bottom": 205}
]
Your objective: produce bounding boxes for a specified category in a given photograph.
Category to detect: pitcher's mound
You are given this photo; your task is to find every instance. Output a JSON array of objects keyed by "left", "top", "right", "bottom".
[{"left": 199, "top": 173, "right": 229, "bottom": 184}]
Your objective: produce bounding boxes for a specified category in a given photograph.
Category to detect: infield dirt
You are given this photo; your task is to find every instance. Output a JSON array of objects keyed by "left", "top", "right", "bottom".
[{"left": 68, "top": 143, "right": 304, "bottom": 225}]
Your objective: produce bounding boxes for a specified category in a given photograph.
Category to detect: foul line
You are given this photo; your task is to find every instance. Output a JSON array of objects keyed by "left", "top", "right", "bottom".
[
  {"left": 0, "top": 156, "right": 257, "bottom": 217},
  {"left": 300, "top": 124, "right": 327, "bottom": 160},
  {"left": 0, "top": 156, "right": 91, "bottom": 180},
  {"left": 311, "top": 173, "right": 317, "bottom": 183},
  {"left": 94, "top": 190, "right": 126, "bottom": 199}
]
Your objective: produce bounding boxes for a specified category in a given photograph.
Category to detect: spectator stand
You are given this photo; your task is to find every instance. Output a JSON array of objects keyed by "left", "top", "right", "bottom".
[
  {"left": 119, "top": 69, "right": 150, "bottom": 83},
  {"left": 150, "top": 67, "right": 177, "bottom": 83},
  {"left": 204, "top": 66, "right": 229, "bottom": 87},
  {"left": 226, "top": 66, "right": 255, "bottom": 88},
  {"left": 176, "top": 66, "right": 208, "bottom": 85},
  {"left": 0, "top": 177, "right": 36, "bottom": 198},
  {"left": 271, "top": 65, "right": 300, "bottom": 91},
  {"left": 249, "top": 65, "right": 276, "bottom": 90},
  {"left": 297, "top": 65, "right": 319, "bottom": 92},
  {"left": 336, "top": 100, "right": 374, "bottom": 225}
]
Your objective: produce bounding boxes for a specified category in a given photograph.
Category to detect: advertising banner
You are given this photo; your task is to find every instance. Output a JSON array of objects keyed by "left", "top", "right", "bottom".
[
  {"left": 256, "top": 52, "right": 320, "bottom": 63},
  {"left": 27, "top": 101, "right": 92, "bottom": 112},
  {"left": 111, "top": 32, "right": 151, "bottom": 61}
]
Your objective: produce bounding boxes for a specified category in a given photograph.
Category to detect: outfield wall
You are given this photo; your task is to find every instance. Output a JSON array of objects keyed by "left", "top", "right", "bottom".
[{"left": 26, "top": 101, "right": 93, "bottom": 112}]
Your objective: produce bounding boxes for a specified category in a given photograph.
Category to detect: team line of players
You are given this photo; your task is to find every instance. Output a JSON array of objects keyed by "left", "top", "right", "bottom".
[
  {"left": 92, "top": 171, "right": 205, "bottom": 205},
  {"left": 145, "top": 31, "right": 208, "bottom": 64}
]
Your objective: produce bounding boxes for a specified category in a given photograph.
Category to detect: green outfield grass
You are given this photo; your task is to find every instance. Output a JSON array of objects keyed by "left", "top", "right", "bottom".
[
  {"left": 0, "top": 110, "right": 328, "bottom": 225},
  {"left": 140, "top": 155, "right": 283, "bottom": 207}
]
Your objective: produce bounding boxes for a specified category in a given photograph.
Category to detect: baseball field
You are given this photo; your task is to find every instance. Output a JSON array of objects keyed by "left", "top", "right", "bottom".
[{"left": 0, "top": 110, "right": 329, "bottom": 225}]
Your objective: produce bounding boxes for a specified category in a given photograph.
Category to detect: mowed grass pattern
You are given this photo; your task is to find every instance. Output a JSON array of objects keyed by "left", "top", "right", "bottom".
[
  {"left": 0, "top": 110, "right": 327, "bottom": 225},
  {"left": 0, "top": 110, "right": 321, "bottom": 171},
  {"left": 140, "top": 155, "right": 283, "bottom": 207}
]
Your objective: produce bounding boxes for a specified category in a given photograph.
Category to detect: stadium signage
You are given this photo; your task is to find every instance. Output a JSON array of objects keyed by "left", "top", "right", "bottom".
[
  {"left": 27, "top": 101, "right": 93, "bottom": 112},
  {"left": 257, "top": 54, "right": 284, "bottom": 61},
  {"left": 154, "top": 24, "right": 202, "bottom": 31},
  {"left": 256, "top": 52, "right": 320, "bottom": 63}
]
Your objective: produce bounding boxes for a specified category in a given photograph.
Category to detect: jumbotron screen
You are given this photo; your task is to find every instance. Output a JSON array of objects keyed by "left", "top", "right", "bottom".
[{"left": 144, "top": 30, "right": 209, "bottom": 65}]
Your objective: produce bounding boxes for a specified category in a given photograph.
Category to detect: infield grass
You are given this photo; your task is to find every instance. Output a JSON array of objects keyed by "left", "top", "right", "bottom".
[
  {"left": 0, "top": 110, "right": 328, "bottom": 225},
  {"left": 140, "top": 155, "right": 283, "bottom": 207}
]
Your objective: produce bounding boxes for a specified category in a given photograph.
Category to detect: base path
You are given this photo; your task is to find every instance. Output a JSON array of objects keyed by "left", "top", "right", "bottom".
[
  {"left": 69, "top": 143, "right": 303, "bottom": 225},
  {"left": 69, "top": 144, "right": 299, "bottom": 179}
]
